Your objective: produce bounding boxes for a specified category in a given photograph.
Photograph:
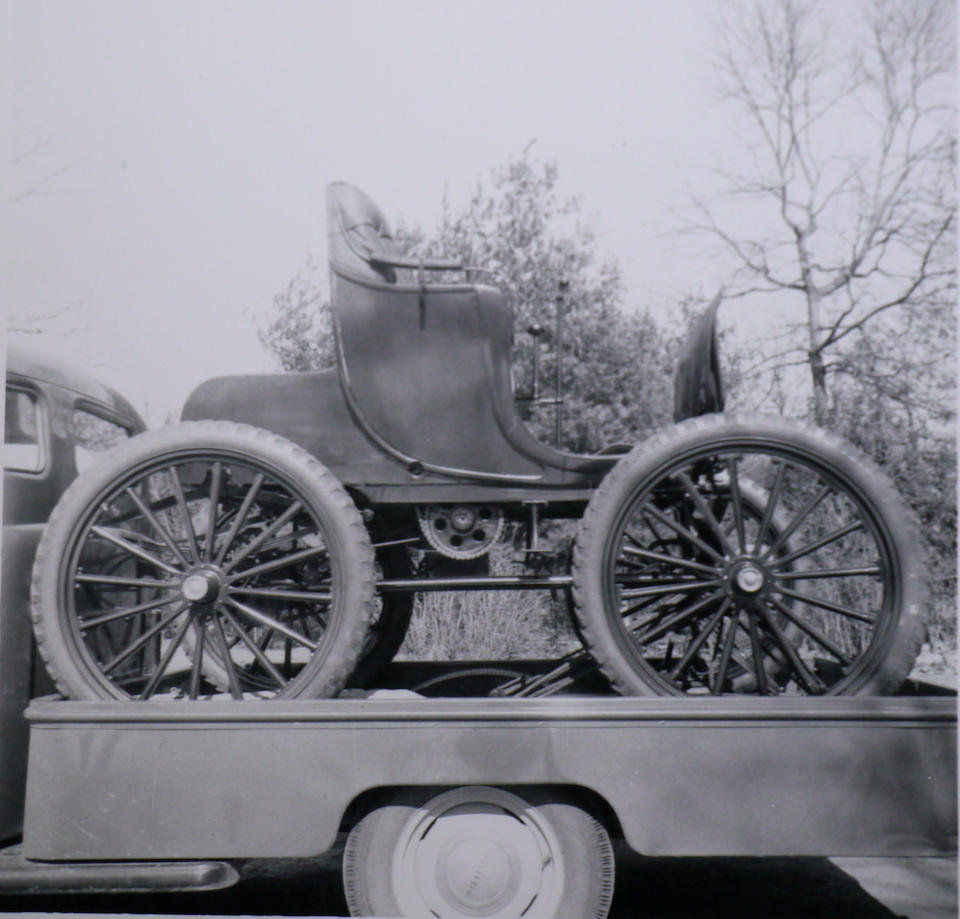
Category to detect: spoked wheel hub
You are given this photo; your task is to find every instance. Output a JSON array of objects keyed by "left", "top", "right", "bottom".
[
  {"left": 180, "top": 567, "right": 224, "bottom": 605},
  {"left": 726, "top": 559, "right": 767, "bottom": 597}
]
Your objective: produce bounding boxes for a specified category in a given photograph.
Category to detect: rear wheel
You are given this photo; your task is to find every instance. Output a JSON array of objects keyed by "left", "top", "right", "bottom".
[
  {"left": 31, "top": 421, "right": 375, "bottom": 700},
  {"left": 343, "top": 786, "right": 614, "bottom": 919},
  {"left": 572, "top": 413, "right": 928, "bottom": 696}
]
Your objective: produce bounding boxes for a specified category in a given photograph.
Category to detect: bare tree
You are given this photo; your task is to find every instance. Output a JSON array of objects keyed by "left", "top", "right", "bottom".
[{"left": 692, "top": 0, "right": 955, "bottom": 425}]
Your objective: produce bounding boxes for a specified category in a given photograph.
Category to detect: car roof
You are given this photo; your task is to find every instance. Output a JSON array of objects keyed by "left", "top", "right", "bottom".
[{"left": 6, "top": 339, "right": 147, "bottom": 433}]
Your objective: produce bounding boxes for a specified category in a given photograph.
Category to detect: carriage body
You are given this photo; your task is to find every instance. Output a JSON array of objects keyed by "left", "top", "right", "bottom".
[
  {"left": 181, "top": 183, "right": 710, "bottom": 506},
  {"left": 25, "top": 184, "right": 929, "bottom": 703}
]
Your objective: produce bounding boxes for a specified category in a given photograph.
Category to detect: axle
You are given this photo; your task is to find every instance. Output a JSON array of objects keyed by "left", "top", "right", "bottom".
[{"left": 378, "top": 575, "right": 575, "bottom": 592}]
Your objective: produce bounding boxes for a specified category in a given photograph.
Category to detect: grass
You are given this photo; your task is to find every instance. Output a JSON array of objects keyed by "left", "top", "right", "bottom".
[
  {"left": 396, "top": 532, "right": 581, "bottom": 662},
  {"left": 391, "top": 529, "right": 957, "bottom": 687},
  {"left": 398, "top": 588, "right": 580, "bottom": 661}
]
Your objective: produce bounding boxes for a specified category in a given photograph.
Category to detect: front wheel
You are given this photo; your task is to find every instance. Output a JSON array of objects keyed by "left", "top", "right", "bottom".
[
  {"left": 572, "top": 413, "right": 928, "bottom": 696},
  {"left": 30, "top": 421, "right": 376, "bottom": 700},
  {"left": 343, "top": 786, "right": 614, "bottom": 919}
]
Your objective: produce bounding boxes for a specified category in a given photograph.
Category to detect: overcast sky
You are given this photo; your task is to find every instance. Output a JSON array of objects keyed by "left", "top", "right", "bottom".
[{"left": 6, "top": 0, "right": 745, "bottom": 423}]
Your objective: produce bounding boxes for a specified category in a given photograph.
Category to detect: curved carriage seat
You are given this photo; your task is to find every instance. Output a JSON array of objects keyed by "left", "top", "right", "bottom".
[{"left": 325, "top": 182, "right": 615, "bottom": 482}]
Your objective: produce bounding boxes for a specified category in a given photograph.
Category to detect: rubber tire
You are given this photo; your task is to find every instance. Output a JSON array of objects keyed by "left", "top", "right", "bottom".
[
  {"left": 347, "top": 544, "right": 414, "bottom": 689},
  {"left": 572, "top": 412, "right": 928, "bottom": 697},
  {"left": 343, "top": 786, "right": 614, "bottom": 919},
  {"left": 30, "top": 421, "right": 376, "bottom": 700}
]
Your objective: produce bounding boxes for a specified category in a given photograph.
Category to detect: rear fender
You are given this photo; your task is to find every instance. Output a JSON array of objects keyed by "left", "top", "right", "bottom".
[{"left": 181, "top": 370, "right": 388, "bottom": 481}]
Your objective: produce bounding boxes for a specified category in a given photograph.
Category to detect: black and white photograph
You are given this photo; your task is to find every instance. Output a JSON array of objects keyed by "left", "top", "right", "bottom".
[{"left": 2, "top": 1, "right": 956, "bottom": 917}]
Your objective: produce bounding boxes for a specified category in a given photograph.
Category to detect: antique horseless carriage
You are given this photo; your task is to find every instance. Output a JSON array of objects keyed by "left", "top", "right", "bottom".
[{"left": 29, "top": 183, "right": 928, "bottom": 702}]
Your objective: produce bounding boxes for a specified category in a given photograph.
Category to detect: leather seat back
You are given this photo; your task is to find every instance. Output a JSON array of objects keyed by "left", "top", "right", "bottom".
[{"left": 326, "top": 182, "right": 408, "bottom": 284}]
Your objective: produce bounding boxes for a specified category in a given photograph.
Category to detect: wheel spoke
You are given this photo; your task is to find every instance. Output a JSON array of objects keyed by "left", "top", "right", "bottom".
[
  {"left": 668, "top": 598, "right": 732, "bottom": 680},
  {"left": 214, "top": 473, "right": 265, "bottom": 566},
  {"left": 226, "top": 543, "right": 330, "bottom": 584},
  {"left": 770, "top": 521, "right": 864, "bottom": 567},
  {"left": 766, "top": 594, "right": 854, "bottom": 666},
  {"left": 89, "top": 526, "right": 182, "bottom": 576},
  {"left": 75, "top": 573, "right": 179, "bottom": 590},
  {"left": 256, "top": 626, "right": 275, "bottom": 651},
  {"left": 102, "top": 604, "right": 188, "bottom": 675},
  {"left": 746, "top": 607, "right": 770, "bottom": 695},
  {"left": 188, "top": 618, "right": 206, "bottom": 699},
  {"left": 632, "top": 588, "right": 726, "bottom": 646},
  {"left": 123, "top": 487, "right": 192, "bottom": 568},
  {"left": 221, "top": 500, "right": 304, "bottom": 574},
  {"left": 641, "top": 504, "right": 726, "bottom": 564},
  {"left": 141, "top": 613, "right": 195, "bottom": 700},
  {"left": 775, "top": 566, "right": 881, "bottom": 581},
  {"left": 203, "top": 462, "right": 223, "bottom": 563},
  {"left": 80, "top": 594, "right": 181, "bottom": 630},
  {"left": 619, "top": 545, "right": 719, "bottom": 577},
  {"left": 677, "top": 472, "right": 736, "bottom": 557},
  {"left": 711, "top": 615, "right": 741, "bottom": 695},
  {"left": 227, "top": 586, "right": 332, "bottom": 603},
  {"left": 752, "top": 600, "right": 827, "bottom": 694},
  {"left": 618, "top": 579, "right": 723, "bottom": 601},
  {"left": 763, "top": 485, "right": 831, "bottom": 559},
  {"left": 215, "top": 604, "right": 287, "bottom": 688},
  {"left": 774, "top": 585, "right": 877, "bottom": 623},
  {"left": 630, "top": 513, "right": 669, "bottom": 549},
  {"left": 224, "top": 597, "right": 319, "bottom": 651},
  {"left": 620, "top": 592, "right": 671, "bottom": 619},
  {"left": 167, "top": 465, "right": 201, "bottom": 564},
  {"left": 753, "top": 463, "right": 786, "bottom": 554},
  {"left": 623, "top": 591, "right": 697, "bottom": 630},
  {"left": 211, "top": 613, "right": 244, "bottom": 699},
  {"left": 725, "top": 457, "right": 747, "bottom": 553}
]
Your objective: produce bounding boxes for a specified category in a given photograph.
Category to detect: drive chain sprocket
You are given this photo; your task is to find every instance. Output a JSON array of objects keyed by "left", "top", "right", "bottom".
[{"left": 416, "top": 504, "right": 505, "bottom": 559}]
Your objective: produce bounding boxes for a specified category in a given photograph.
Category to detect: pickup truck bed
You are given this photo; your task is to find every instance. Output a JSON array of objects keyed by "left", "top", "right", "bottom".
[{"left": 21, "top": 688, "right": 955, "bottom": 863}]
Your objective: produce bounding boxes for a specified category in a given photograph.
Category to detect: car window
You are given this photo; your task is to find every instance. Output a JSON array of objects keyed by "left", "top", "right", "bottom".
[
  {"left": 4, "top": 388, "right": 44, "bottom": 472},
  {"left": 71, "top": 408, "right": 131, "bottom": 472}
]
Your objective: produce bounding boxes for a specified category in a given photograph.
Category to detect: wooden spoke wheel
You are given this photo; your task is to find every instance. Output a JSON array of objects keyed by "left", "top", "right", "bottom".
[
  {"left": 30, "top": 421, "right": 375, "bottom": 701},
  {"left": 573, "top": 414, "right": 928, "bottom": 696}
]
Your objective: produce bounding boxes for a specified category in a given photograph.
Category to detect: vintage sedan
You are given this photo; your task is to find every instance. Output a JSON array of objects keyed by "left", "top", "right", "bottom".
[{"left": 2, "top": 341, "right": 145, "bottom": 839}]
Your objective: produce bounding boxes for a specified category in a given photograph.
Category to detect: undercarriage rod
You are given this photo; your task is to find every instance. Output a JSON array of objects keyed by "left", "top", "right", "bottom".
[{"left": 378, "top": 575, "right": 574, "bottom": 592}]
